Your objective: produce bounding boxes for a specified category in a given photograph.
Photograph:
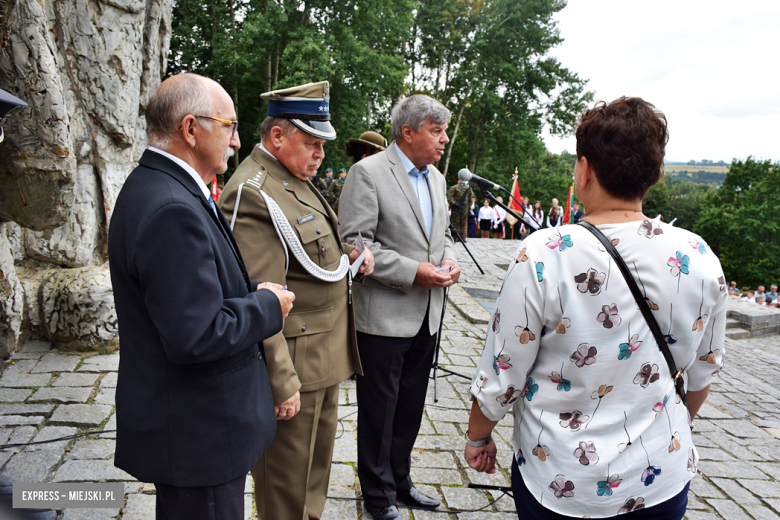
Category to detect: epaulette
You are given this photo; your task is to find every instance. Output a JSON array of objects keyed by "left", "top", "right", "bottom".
[
  {"left": 244, "top": 165, "right": 268, "bottom": 190},
  {"left": 228, "top": 165, "right": 268, "bottom": 232}
]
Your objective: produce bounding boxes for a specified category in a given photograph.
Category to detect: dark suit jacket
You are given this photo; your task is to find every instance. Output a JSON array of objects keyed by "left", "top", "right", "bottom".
[{"left": 109, "top": 150, "right": 282, "bottom": 487}]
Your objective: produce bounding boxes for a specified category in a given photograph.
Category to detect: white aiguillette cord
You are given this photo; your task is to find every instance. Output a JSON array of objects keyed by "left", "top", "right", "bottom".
[{"left": 232, "top": 181, "right": 350, "bottom": 283}]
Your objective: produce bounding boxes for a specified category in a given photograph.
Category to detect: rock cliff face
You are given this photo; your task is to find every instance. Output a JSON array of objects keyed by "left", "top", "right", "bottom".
[{"left": 0, "top": 0, "right": 174, "bottom": 356}]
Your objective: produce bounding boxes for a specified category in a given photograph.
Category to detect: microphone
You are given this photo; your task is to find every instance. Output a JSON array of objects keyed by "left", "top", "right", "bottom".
[{"left": 457, "top": 168, "right": 505, "bottom": 191}]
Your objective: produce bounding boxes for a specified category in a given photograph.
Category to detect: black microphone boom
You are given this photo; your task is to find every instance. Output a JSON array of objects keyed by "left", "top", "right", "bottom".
[{"left": 457, "top": 168, "right": 505, "bottom": 192}]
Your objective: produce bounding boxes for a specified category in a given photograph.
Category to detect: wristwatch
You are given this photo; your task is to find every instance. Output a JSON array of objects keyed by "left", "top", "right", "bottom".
[{"left": 465, "top": 430, "right": 492, "bottom": 448}]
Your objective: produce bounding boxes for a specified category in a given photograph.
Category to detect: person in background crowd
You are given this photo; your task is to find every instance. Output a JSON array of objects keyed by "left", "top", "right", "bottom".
[
  {"left": 465, "top": 96, "right": 726, "bottom": 520},
  {"left": 765, "top": 296, "right": 774, "bottom": 307},
  {"left": 326, "top": 167, "right": 347, "bottom": 209},
  {"left": 756, "top": 285, "right": 767, "bottom": 298},
  {"left": 109, "top": 73, "right": 294, "bottom": 520},
  {"left": 468, "top": 196, "right": 478, "bottom": 238},
  {"left": 546, "top": 197, "right": 563, "bottom": 227},
  {"left": 729, "top": 281, "right": 739, "bottom": 296},
  {"left": 531, "top": 200, "right": 544, "bottom": 229},
  {"left": 768, "top": 285, "right": 779, "bottom": 301},
  {"left": 219, "top": 81, "right": 373, "bottom": 520},
  {"left": 756, "top": 296, "right": 766, "bottom": 305},
  {"left": 478, "top": 199, "right": 493, "bottom": 238},
  {"left": 447, "top": 174, "right": 473, "bottom": 240},
  {"left": 346, "top": 130, "right": 387, "bottom": 163},
  {"left": 571, "top": 201, "right": 583, "bottom": 223},
  {"left": 338, "top": 94, "right": 460, "bottom": 520},
  {"left": 747, "top": 290, "right": 756, "bottom": 302},
  {"left": 492, "top": 195, "right": 507, "bottom": 239}
]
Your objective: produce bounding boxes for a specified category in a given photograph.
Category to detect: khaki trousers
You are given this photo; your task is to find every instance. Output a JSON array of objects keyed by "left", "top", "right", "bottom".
[{"left": 253, "top": 383, "right": 339, "bottom": 520}]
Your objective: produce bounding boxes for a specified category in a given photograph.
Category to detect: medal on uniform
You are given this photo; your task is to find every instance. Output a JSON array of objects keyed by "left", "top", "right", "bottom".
[{"left": 320, "top": 243, "right": 327, "bottom": 257}]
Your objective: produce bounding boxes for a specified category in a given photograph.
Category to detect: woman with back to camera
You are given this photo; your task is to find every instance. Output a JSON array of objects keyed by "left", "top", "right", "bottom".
[{"left": 463, "top": 97, "right": 726, "bottom": 520}]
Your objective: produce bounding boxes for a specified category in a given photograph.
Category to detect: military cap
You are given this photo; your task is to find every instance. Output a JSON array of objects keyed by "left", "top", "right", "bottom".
[
  {"left": 261, "top": 81, "right": 336, "bottom": 141},
  {"left": 348, "top": 130, "right": 387, "bottom": 151},
  {"left": 338, "top": 168, "right": 346, "bottom": 173},
  {"left": 325, "top": 167, "right": 333, "bottom": 173}
]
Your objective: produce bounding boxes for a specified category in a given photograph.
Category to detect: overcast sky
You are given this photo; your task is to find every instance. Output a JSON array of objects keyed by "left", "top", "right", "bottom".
[{"left": 541, "top": 1, "right": 780, "bottom": 163}]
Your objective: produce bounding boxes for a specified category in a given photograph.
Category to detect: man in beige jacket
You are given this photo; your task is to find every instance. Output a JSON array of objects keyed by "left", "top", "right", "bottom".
[{"left": 219, "top": 81, "right": 373, "bottom": 520}]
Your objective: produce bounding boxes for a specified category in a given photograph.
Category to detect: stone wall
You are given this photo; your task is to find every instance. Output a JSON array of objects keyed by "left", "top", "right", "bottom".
[{"left": 0, "top": 0, "right": 174, "bottom": 356}]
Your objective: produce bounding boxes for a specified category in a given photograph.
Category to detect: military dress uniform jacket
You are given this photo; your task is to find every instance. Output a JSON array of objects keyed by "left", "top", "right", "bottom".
[{"left": 219, "top": 146, "right": 362, "bottom": 404}]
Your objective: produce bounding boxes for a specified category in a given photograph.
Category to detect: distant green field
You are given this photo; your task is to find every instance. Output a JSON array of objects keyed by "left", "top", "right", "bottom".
[{"left": 664, "top": 164, "right": 729, "bottom": 174}]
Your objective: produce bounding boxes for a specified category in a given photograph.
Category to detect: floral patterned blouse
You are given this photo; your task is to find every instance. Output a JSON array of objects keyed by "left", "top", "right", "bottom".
[{"left": 470, "top": 219, "right": 727, "bottom": 518}]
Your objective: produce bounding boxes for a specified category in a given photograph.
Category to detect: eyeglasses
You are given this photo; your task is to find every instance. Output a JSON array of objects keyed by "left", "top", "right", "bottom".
[{"left": 179, "top": 115, "right": 238, "bottom": 136}]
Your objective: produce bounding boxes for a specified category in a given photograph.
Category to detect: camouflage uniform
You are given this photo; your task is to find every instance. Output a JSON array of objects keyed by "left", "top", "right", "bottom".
[
  {"left": 326, "top": 178, "right": 345, "bottom": 209},
  {"left": 447, "top": 182, "right": 472, "bottom": 239}
]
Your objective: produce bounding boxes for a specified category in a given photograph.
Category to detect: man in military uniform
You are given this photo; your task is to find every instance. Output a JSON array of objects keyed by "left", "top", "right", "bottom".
[
  {"left": 219, "top": 81, "right": 374, "bottom": 520},
  {"left": 325, "top": 167, "right": 346, "bottom": 209},
  {"left": 447, "top": 178, "right": 472, "bottom": 239}
]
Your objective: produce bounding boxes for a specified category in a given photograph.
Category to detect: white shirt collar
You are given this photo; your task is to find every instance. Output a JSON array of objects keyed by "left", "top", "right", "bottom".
[
  {"left": 259, "top": 142, "right": 279, "bottom": 162},
  {"left": 148, "top": 147, "right": 211, "bottom": 201}
]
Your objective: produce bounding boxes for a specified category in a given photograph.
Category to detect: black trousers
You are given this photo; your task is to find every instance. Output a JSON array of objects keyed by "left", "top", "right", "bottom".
[
  {"left": 155, "top": 474, "right": 245, "bottom": 520},
  {"left": 356, "top": 317, "right": 437, "bottom": 509}
]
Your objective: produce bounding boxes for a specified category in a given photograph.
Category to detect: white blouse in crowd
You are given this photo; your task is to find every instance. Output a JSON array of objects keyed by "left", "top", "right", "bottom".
[
  {"left": 547, "top": 208, "right": 563, "bottom": 228},
  {"left": 493, "top": 206, "right": 507, "bottom": 227},
  {"left": 478, "top": 206, "right": 494, "bottom": 221},
  {"left": 470, "top": 218, "right": 727, "bottom": 518}
]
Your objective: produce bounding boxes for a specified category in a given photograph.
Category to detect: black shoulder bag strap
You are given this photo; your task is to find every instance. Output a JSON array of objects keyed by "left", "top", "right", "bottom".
[{"left": 578, "top": 220, "right": 690, "bottom": 415}]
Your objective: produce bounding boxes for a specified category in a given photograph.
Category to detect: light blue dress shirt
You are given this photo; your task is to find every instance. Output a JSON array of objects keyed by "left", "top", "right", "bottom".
[{"left": 394, "top": 142, "right": 433, "bottom": 238}]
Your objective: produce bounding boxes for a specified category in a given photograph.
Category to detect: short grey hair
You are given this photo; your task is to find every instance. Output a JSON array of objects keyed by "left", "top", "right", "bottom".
[
  {"left": 260, "top": 117, "right": 298, "bottom": 142},
  {"left": 146, "top": 73, "right": 215, "bottom": 150},
  {"left": 391, "top": 95, "right": 451, "bottom": 141}
]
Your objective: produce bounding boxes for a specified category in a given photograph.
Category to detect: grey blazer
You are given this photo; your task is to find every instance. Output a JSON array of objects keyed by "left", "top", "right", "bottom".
[{"left": 338, "top": 143, "right": 456, "bottom": 338}]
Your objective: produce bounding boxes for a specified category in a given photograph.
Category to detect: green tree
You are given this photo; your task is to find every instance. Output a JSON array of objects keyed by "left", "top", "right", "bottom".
[{"left": 695, "top": 157, "right": 780, "bottom": 287}]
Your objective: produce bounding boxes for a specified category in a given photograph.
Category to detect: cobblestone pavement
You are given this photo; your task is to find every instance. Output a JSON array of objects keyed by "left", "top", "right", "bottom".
[{"left": 1, "top": 237, "right": 779, "bottom": 519}]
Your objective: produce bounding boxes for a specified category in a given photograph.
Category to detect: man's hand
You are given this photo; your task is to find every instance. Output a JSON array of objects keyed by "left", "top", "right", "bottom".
[
  {"left": 441, "top": 259, "right": 461, "bottom": 284},
  {"left": 464, "top": 439, "right": 497, "bottom": 474},
  {"left": 348, "top": 247, "right": 375, "bottom": 276},
  {"left": 257, "top": 282, "right": 295, "bottom": 318},
  {"left": 274, "top": 391, "right": 301, "bottom": 421},
  {"left": 413, "top": 262, "right": 454, "bottom": 289}
]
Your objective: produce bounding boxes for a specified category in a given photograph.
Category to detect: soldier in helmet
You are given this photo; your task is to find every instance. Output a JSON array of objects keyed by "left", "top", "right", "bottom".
[
  {"left": 447, "top": 172, "right": 473, "bottom": 240},
  {"left": 326, "top": 167, "right": 347, "bottom": 209}
]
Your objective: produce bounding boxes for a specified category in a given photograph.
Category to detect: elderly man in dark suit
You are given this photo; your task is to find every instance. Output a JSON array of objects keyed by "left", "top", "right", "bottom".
[
  {"left": 108, "top": 73, "right": 295, "bottom": 520},
  {"left": 338, "top": 95, "right": 461, "bottom": 520}
]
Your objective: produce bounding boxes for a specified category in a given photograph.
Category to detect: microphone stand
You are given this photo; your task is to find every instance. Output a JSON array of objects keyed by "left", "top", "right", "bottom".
[
  {"left": 449, "top": 222, "right": 484, "bottom": 275},
  {"left": 431, "top": 287, "right": 471, "bottom": 402}
]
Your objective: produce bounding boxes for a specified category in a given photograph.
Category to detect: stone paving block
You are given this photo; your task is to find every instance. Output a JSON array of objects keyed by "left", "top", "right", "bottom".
[
  {"left": 13, "top": 341, "right": 53, "bottom": 357},
  {"left": 0, "top": 360, "right": 51, "bottom": 388},
  {"left": 683, "top": 512, "right": 722, "bottom": 520},
  {"left": 425, "top": 407, "right": 469, "bottom": 423},
  {"left": 413, "top": 434, "right": 463, "bottom": 451},
  {"left": 78, "top": 355, "right": 119, "bottom": 373},
  {"left": 693, "top": 419, "right": 723, "bottom": 432},
  {"left": 418, "top": 418, "right": 435, "bottom": 435},
  {"left": 687, "top": 494, "right": 708, "bottom": 510},
  {"left": 696, "top": 447, "right": 736, "bottom": 461},
  {"left": 360, "top": 501, "right": 411, "bottom": 519},
  {"left": 0, "top": 450, "right": 63, "bottom": 483},
  {"left": 100, "top": 373, "right": 118, "bottom": 388},
  {"left": 31, "top": 354, "right": 81, "bottom": 373},
  {"left": 49, "top": 404, "right": 112, "bottom": 427},
  {"left": 697, "top": 404, "right": 732, "bottom": 419},
  {"left": 458, "top": 513, "right": 518, "bottom": 520},
  {"left": 441, "top": 487, "right": 490, "bottom": 510},
  {"left": 5, "top": 426, "right": 37, "bottom": 453},
  {"left": 26, "top": 426, "right": 77, "bottom": 452},
  {"left": 744, "top": 505, "right": 780, "bottom": 520},
  {"left": 329, "top": 463, "right": 355, "bottom": 486},
  {"left": 61, "top": 508, "right": 120, "bottom": 519},
  {"left": 710, "top": 477, "right": 762, "bottom": 505},
  {"left": 67, "top": 439, "right": 116, "bottom": 460},
  {"left": 766, "top": 499, "right": 780, "bottom": 515},
  {"left": 433, "top": 420, "right": 459, "bottom": 436},
  {"left": 411, "top": 451, "right": 457, "bottom": 469},
  {"left": 322, "top": 485, "right": 357, "bottom": 520},
  {"left": 700, "top": 461, "right": 770, "bottom": 480},
  {"left": 29, "top": 387, "right": 92, "bottom": 404},
  {"left": 754, "top": 463, "right": 780, "bottom": 480},
  {"left": 0, "top": 451, "right": 13, "bottom": 470},
  {"left": 0, "top": 415, "right": 44, "bottom": 427},
  {"left": 718, "top": 420, "right": 775, "bottom": 439},
  {"left": 0, "top": 404, "right": 54, "bottom": 416},
  {"left": 94, "top": 387, "right": 116, "bottom": 406},
  {"left": 52, "top": 373, "right": 100, "bottom": 387},
  {"left": 739, "top": 479, "right": 780, "bottom": 498},
  {"left": 707, "top": 498, "right": 752, "bottom": 519},
  {"left": 331, "top": 431, "right": 356, "bottom": 463},
  {"left": 121, "top": 494, "right": 155, "bottom": 520},
  {"left": 410, "top": 467, "right": 463, "bottom": 485},
  {"left": 703, "top": 436, "right": 770, "bottom": 461},
  {"left": 447, "top": 354, "right": 476, "bottom": 367},
  {"left": 0, "top": 388, "right": 33, "bottom": 401},
  {"left": 100, "top": 413, "right": 117, "bottom": 439},
  {"left": 53, "top": 460, "right": 134, "bottom": 482},
  {"left": 690, "top": 477, "right": 725, "bottom": 498}
]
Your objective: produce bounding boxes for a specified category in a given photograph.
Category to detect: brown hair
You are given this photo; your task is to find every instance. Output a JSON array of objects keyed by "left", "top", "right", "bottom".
[{"left": 575, "top": 97, "right": 668, "bottom": 200}]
